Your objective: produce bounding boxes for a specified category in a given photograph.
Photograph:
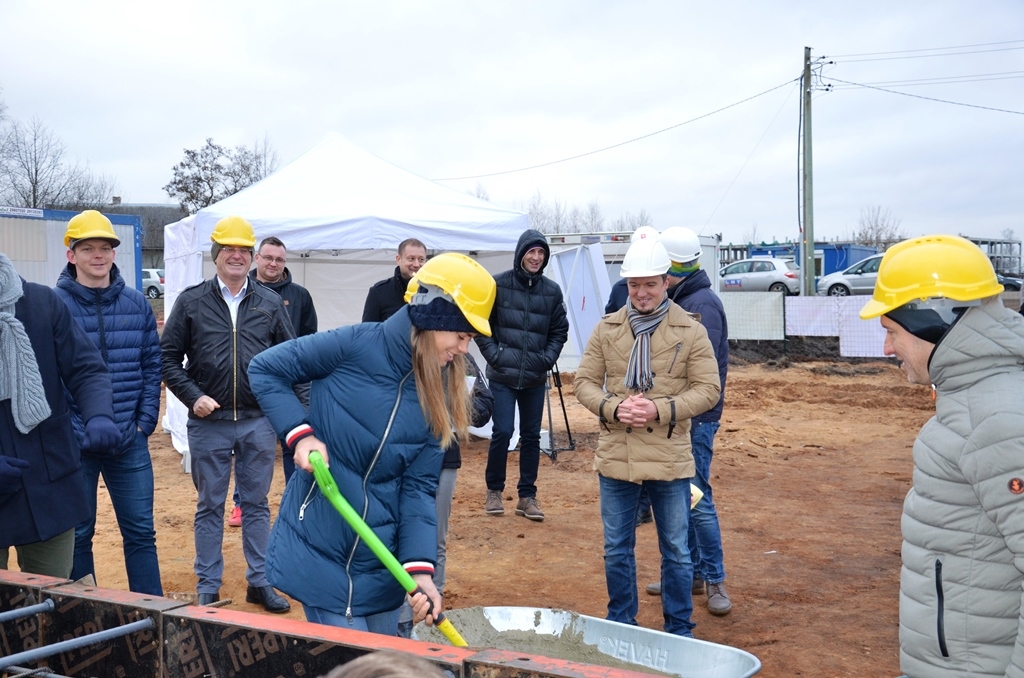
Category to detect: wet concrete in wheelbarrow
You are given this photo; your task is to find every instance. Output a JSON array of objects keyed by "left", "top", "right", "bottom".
[{"left": 415, "top": 607, "right": 675, "bottom": 676}]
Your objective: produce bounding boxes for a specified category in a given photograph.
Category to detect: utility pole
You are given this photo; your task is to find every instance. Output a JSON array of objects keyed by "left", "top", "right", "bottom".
[{"left": 801, "top": 46, "right": 816, "bottom": 296}]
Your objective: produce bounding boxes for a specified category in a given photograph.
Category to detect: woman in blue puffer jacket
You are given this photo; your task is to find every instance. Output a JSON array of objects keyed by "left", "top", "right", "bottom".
[{"left": 248, "top": 253, "right": 495, "bottom": 636}]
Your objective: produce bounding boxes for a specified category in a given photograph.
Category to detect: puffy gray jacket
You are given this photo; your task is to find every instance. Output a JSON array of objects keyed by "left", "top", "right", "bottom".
[{"left": 901, "top": 298, "right": 1024, "bottom": 677}]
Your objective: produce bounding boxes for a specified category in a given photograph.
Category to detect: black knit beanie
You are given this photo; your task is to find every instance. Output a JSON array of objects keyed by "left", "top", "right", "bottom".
[{"left": 408, "top": 296, "right": 475, "bottom": 333}]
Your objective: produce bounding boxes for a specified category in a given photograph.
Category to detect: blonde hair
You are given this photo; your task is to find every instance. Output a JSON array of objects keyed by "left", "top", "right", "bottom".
[
  {"left": 410, "top": 326, "right": 470, "bottom": 449},
  {"left": 322, "top": 650, "right": 446, "bottom": 678}
]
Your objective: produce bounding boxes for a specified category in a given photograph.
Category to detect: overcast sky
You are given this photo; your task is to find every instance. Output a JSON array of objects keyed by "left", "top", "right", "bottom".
[{"left": 1, "top": 1, "right": 1021, "bottom": 246}]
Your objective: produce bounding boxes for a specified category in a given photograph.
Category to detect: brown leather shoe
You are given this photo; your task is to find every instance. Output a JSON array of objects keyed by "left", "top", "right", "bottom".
[
  {"left": 706, "top": 582, "right": 732, "bottom": 615},
  {"left": 646, "top": 578, "right": 705, "bottom": 597},
  {"left": 485, "top": 490, "right": 504, "bottom": 516},
  {"left": 515, "top": 497, "right": 544, "bottom": 521}
]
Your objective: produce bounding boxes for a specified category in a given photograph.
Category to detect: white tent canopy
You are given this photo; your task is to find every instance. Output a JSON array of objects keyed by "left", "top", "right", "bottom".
[
  {"left": 162, "top": 132, "right": 529, "bottom": 467},
  {"left": 163, "top": 131, "right": 528, "bottom": 325}
]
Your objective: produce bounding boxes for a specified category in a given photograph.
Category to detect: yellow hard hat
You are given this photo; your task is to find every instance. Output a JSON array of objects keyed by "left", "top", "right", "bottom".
[
  {"left": 404, "top": 252, "right": 496, "bottom": 336},
  {"left": 859, "top": 234, "right": 1003, "bottom": 319},
  {"left": 64, "top": 210, "right": 120, "bottom": 248},
  {"left": 210, "top": 216, "right": 256, "bottom": 247}
]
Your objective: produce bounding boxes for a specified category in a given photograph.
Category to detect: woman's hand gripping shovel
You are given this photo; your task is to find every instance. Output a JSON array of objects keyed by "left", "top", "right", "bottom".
[{"left": 308, "top": 451, "right": 468, "bottom": 647}]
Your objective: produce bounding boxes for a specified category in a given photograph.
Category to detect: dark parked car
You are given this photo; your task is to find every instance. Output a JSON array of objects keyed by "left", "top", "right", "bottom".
[{"left": 997, "top": 274, "right": 1022, "bottom": 291}]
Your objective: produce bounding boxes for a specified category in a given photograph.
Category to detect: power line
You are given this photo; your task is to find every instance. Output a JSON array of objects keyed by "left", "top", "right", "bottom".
[
  {"left": 702, "top": 80, "right": 800, "bottom": 232},
  {"left": 828, "top": 39, "right": 1024, "bottom": 58},
  {"left": 432, "top": 78, "right": 799, "bottom": 181},
  {"left": 831, "top": 74, "right": 1024, "bottom": 89},
  {"left": 828, "top": 77, "right": 1024, "bottom": 115},
  {"left": 836, "top": 46, "right": 1024, "bottom": 63},
  {"left": 831, "top": 70, "right": 1024, "bottom": 86}
]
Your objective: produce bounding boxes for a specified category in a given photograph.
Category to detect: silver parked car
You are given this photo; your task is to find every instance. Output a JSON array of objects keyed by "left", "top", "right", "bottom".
[
  {"left": 142, "top": 268, "right": 164, "bottom": 299},
  {"left": 719, "top": 257, "right": 800, "bottom": 295},
  {"left": 815, "top": 254, "right": 883, "bottom": 297}
]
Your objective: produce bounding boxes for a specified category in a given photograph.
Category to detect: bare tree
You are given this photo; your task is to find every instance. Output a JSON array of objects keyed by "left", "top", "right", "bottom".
[
  {"left": 471, "top": 182, "right": 489, "bottom": 201},
  {"left": 0, "top": 117, "right": 113, "bottom": 208},
  {"left": 611, "top": 209, "right": 653, "bottom": 233},
  {"left": 1002, "top": 228, "right": 1016, "bottom": 243},
  {"left": 742, "top": 222, "right": 760, "bottom": 245},
  {"left": 550, "top": 198, "right": 567, "bottom": 234},
  {"left": 568, "top": 205, "right": 585, "bottom": 232},
  {"left": 586, "top": 201, "right": 604, "bottom": 231},
  {"left": 164, "top": 136, "right": 278, "bottom": 214},
  {"left": 526, "top": 190, "right": 552, "bottom": 233},
  {"left": 224, "top": 135, "right": 278, "bottom": 192},
  {"left": 850, "top": 206, "right": 904, "bottom": 251}
]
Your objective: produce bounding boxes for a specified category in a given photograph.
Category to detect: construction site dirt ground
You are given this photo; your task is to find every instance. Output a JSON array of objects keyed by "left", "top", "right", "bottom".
[{"left": 76, "top": 359, "right": 929, "bottom": 678}]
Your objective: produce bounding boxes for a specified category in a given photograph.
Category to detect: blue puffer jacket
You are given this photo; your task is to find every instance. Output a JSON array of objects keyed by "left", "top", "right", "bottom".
[
  {"left": 55, "top": 263, "right": 162, "bottom": 455},
  {"left": 669, "top": 269, "right": 728, "bottom": 423},
  {"left": 248, "top": 307, "right": 444, "bottom": 617}
]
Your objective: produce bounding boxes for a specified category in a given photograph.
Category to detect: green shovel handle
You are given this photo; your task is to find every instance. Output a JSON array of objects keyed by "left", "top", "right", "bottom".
[{"left": 308, "top": 451, "right": 467, "bottom": 646}]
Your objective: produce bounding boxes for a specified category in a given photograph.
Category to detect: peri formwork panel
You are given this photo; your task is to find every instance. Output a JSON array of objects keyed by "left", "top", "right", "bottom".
[
  {"left": 36, "top": 582, "right": 183, "bottom": 677},
  {"left": 0, "top": 570, "right": 70, "bottom": 660},
  {"left": 161, "top": 605, "right": 471, "bottom": 678}
]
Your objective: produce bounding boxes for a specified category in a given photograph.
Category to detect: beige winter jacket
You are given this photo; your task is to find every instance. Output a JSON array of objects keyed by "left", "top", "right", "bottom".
[{"left": 575, "top": 303, "right": 720, "bottom": 482}]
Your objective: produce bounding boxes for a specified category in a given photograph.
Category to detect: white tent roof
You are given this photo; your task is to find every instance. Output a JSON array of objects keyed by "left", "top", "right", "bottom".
[{"left": 165, "top": 131, "right": 528, "bottom": 259}]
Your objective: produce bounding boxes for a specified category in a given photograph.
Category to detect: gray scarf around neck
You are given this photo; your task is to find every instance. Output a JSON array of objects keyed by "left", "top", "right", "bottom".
[
  {"left": 624, "top": 297, "right": 671, "bottom": 393},
  {"left": 0, "top": 254, "right": 51, "bottom": 433}
]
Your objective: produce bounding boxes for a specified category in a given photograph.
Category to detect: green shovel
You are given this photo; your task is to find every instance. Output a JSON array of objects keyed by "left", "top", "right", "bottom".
[{"left": 308, "top": 451, "right": 468, "bottom": 647}]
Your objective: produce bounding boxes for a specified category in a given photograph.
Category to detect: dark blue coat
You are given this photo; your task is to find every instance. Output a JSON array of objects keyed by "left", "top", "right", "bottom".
[
  {"left": 55, "top": 263, "right": 162, "bottom": 454},
  {"left": 605, "top": 277, "right": 629, "bottom": 314},
  {"left": 476, "top": 230, "right": 569, "bottom": 389},
  {"left": 0, "top": 280, "right": 113, "bottom": 547},
  {"left": 248, "top": 307, "right": 443, "bottom": 616},
  {"left": 669, "top": 269, "right": 728, "bottom": 423}
]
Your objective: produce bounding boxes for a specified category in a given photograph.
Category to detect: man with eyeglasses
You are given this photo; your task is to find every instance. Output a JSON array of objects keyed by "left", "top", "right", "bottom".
[
  {"left": 251, "top": 237, "right": 318, "bottom": 339},
  {"left": 161, "top": 216, "right": 295, "bottom": 613}
]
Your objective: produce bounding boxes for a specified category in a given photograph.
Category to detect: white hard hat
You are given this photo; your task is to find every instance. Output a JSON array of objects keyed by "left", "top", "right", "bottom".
[
  {"left": 659, "top": 227, "right": 702, "bottom": 263},
  {"left": 621, "top": 239, "right": 671, "bottom": 277},
  {"left": 631, "top": 225, "right": 659, "bottom": 243}
]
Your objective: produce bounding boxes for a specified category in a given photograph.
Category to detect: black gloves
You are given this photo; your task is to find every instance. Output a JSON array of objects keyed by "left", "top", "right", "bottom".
[
  {"left": 83, "top": 415, "right": 120, "bottom": 455},
  {"left": 0, "top": 455, "right": 30, "bottom": 494}
]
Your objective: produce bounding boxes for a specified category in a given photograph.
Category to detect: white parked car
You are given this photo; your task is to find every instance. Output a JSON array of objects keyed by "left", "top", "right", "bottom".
[
  {"left": 815, "top": 254, "right": 883, "bottom": 297},
  {"left": 719, "top": 258, "right": 800, "bottom": 295},
  {"left": 141, "top": 268, "right": 164, "bottom": 299}
]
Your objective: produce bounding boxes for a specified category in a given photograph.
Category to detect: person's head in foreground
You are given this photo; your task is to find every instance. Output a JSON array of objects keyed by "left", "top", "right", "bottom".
[
  {"left": 620, "top": 237, "right": 672, "bottom": 315},
  {"left": 322, "top": 651, "right": 446, "bottom": 678},
  {"left": 405, "top": 251, "right": 496, "bottom": 448},
  {"left": 859, "top": 233, "right": 1004, "bottom": 385}
]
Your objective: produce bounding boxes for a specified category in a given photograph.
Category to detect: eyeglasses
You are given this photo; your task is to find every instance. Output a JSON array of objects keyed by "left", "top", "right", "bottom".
[
  {"left": 259, "top": 255, "right": 286, "bottom": 265},
  {"left": 220, "top": 246, "right": 251, "bottom": 256}
]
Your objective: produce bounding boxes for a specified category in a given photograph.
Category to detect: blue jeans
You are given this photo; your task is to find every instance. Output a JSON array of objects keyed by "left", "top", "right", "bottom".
[
  {"left": 71, "top": 430, "right": 162, "bottom": 596},
  {"left": 689, "top": 421, "right": 725, "bottom": 584},
  {"left": 304, "top": 604, "right": 400, "bottom": 637},
  {"left": 485, "top": 382, "right": 545, "bottom": 498},
  {"left": 599, "top": 474, "right": 694, "bottom": 636},
  {"left": 636, "top": 421, "right": 726, "bottom": 584}
]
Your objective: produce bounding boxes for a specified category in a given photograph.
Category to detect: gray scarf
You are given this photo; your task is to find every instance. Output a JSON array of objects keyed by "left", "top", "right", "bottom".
[
  {"left": 0, "top": 254, "right": 51, "bottom": 433},
  {"left": 624, "top": 297, "right": 671, "bottom": 393}
]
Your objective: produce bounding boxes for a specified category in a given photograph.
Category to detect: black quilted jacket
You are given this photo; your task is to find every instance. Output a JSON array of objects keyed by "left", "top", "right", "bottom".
[{"left": 476, "top": 229, "right": 569, "bottom": 389}]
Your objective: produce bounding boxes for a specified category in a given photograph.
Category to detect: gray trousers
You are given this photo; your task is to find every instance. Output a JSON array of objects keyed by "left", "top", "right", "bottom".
[
  {"left": 399, "top": 467, "right": 458, "bottom": 629},
  {"left": 0, "top": 528, "right": 75, "bottom": 579},
  {"left": 187, "top": 416, "right": 276, "bottom": 593}
]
